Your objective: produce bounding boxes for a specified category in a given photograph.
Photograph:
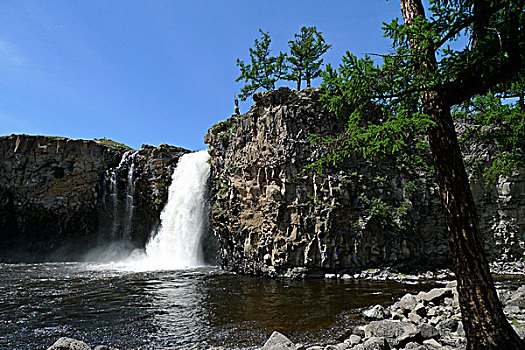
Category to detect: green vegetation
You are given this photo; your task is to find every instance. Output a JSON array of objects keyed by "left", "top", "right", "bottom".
[
  {"left": 236, "top": 27, "right": 331, "bottom": 100},
  {"left": 287, "top": 26, "right": 331, "bottom": 90},
  {"left": 236, "top": 29, "right": 288, "bottom": 101},
  {"left": 454, "top": 92, "right": 525, "bottom": 185},
  {"left": 313, "top": 1, "right": 525, "bottom": 348},
  {"left": 94, "top": 138, "right": 133, "bottom": 153}
]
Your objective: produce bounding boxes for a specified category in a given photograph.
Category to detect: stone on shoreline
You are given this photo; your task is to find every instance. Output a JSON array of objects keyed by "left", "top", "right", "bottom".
[
  {"left": 46, "top": 338, "right": 91, "bottom": 350},
  {"left": 262, "top": 331, "right": 296, "bottom": 350}
]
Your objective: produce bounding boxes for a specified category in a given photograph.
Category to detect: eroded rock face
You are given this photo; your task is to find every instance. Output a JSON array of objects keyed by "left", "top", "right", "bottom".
[
  {"left": 206, "top": 87, "right": 525, "bottom": 277},
  {"left": 0, "top": 135, "right": 189, "bottom": 262},
  {"left": 97, "top": 144, "right": 190, "bottom": 248}
]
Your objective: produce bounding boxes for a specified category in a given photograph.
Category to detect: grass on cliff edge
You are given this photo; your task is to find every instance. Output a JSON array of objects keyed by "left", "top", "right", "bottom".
[{"left": 94, "top": 138, "right": 134, "bottom": 152}]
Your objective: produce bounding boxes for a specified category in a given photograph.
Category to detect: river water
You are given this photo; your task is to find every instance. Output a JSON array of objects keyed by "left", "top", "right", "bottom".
[
  {"left": 0, "top": 262, "right": 436, "bottom": 350},
  {"left": 0, "top": 152, "right": 438, "bottom": 349}
]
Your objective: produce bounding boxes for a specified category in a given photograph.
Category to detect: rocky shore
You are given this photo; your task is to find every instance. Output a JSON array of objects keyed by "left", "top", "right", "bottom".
[
  {"left": 257, "top": 281, "right": 525, "bottom": 350},
  {"left": 44, "top": 270, "right": 524, "bottom": 350}
]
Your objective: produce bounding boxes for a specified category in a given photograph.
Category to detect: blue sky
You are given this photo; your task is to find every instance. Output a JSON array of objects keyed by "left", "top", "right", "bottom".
[{"left": 0, "top": 1, "right": 401, "bottom": 150}]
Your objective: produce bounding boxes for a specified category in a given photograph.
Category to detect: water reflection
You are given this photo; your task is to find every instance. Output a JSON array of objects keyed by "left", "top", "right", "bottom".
[{"left": 0, "top": 263, "right": 435, "bottom": 350}]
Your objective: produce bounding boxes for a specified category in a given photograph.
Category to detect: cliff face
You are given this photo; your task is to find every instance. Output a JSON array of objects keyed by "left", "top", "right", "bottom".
[
  {"left": 0, "top": 135, "right": 189, "bottom": 262},
  {"left": 206, "top": 87, "right": 525, "bottom": 277}
]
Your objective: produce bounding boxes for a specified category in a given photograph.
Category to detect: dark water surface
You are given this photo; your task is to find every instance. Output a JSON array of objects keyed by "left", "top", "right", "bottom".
[{"left": 0, "top": 263, "right": 433, "bottom": 349}]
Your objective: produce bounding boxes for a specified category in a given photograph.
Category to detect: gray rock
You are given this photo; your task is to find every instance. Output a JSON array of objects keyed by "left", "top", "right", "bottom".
[
  {"left": 324, "top": 345, "right": 345, "bottom": 350},
  {"left": 363, "top": 305, "right": 390, "bottom": 320},
  {"left": 408, "top": 312, "right": 422, "bottom": 324},
  {"left": 262, "top": 331, "right": 296, "bottom": 350},
  {"left": 403, "top": 342, "right": 429, "bottom": 350},
  {"left": 422, "top": 339, "right": 442, "bottom": 348},
  {"left": 456, "top": 321, "right": 465, "bottom": 337},
  {"left": 418, "top": 288, "right": 453, "bottom": 304},
  {"left": 346, "top": 335, "right": 362, "bottom": 346},
  {"left": 47, "top": 337, "right": 91, "bottom": 350},
  {"left": 93, "top": 346, "right": 119, "bottom": 350},
  {"left": 352, "top": 337, "right": 390, "bottom": 350},
  {"left": 365, "top": 321, "right": 419, "bottom": 347},
  {"left": 512, "top": 325, "right": 525, "bottom": 339},
  {"left": 437, "top": 319, "right": 459, "bottom": 333},
  {"left": 398, "top": 294, "right": 418, "bottom": 312},
  {"left": 419, "top": 324, "right": 439, "bottom": 339},
  {"left": 413, "top": 303, "right": 427, "bottom": 317},
  {"left": 206, "top": 86, "right": 525, "bottom": 277}
]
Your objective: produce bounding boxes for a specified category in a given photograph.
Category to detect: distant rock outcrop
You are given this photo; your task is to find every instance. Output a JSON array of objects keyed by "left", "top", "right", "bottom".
[
  {"left": 0, "top": 134, "right": 189, "bottom": 262},
  {"left": 206, "top": 87, "right": 525, "bottom": 277}
]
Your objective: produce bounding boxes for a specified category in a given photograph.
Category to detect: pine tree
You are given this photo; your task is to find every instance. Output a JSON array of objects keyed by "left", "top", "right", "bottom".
[
  {"left": 320, "top": 1, "right": 525, "bottom": 348},
  {"left": 235, "top": 29, "right": 288, "bottom": 101},
  {"left": 287, "top": 26, "right": 331, "bottom": 90}
]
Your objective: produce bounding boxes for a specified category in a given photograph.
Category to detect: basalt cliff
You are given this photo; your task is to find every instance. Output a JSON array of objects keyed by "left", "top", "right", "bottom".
[
  {"left": 206, "top": 87, "right": 525, "bottom": 277},
  {"left": 0, "top": 135, "right": 189, "bottom": 262}
]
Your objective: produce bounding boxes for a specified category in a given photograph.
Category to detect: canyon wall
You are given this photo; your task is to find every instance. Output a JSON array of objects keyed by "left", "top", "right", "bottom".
[
  {"left": 0, "top": 134, "right": 189, "bottom": 262},
  {"left": 206, "top": 87, "right": 525, "bottom": 277}
]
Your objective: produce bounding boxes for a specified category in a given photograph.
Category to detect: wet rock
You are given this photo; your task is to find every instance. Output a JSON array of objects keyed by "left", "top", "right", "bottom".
[
  {"left": 262, "top": 331, "right": 296, "bottom": 350},
  {"left": 47, "top": 337, "right": 91, "bottom": 350}
]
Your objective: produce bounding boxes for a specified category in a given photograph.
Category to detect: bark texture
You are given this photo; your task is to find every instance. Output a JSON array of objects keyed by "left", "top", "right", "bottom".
[{"left": 400, "top": 0, "right": 525, "bottom": 348}]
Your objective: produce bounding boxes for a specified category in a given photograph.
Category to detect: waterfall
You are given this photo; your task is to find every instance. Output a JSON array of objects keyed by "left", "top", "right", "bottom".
[
  {"left": 135, "top": 150, "right": 210, "bottom": 270},
  {"left": 103, "top": 150, "right": 138, "bottom": 240},
  {"left": 123, "top": 160, "right": 136, "bottom": 239}
]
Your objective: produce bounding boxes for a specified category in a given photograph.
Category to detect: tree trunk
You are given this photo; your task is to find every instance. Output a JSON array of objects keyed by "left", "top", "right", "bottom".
[
  {"left": 297, "top": 71, "right": 302, "bottom": 91},
  {"left": 400, "top": 1, "right": 525, "bottom": 349},
  {"left": 306, "top": 70, "right": 311, "bottom": 88}
]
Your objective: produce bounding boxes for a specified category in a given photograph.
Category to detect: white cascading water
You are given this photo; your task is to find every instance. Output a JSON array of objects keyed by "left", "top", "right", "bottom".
[{"left": 131, "top": 150, "right": 210, "bottom": 270}]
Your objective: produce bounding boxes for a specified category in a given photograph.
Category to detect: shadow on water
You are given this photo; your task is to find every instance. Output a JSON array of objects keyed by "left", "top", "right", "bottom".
[{"left": 0, "top": 263, "right": 438, "bottom": 350}]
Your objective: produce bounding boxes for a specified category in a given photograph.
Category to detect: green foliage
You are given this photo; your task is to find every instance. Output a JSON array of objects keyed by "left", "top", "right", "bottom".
[
  {"left": 453, "top": 92, "right": 525, "bottom": 185},
  {"left": 236, "top": 29, "right": 288, "bottom": 101},
  {"left": 310, "top": 51, "right": 434, "bottom": 174},
  {"left": 286, "top": 26, "right": 331, "bottom": 90},
  {"left": 315, "top": 0, "right": 524, "bottom": 181}
]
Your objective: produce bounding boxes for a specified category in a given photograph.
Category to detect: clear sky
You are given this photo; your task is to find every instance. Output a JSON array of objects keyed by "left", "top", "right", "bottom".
[{"left": 0, "top": 1, "right": 401, "bottom": 151}]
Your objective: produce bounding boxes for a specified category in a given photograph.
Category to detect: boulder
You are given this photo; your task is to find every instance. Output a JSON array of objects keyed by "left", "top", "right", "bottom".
[
  {"left": 419, "top": 324, "right": 439, "bottom": 340},
  {"left": 47, "top": 337, "right": 91, "bottom": 350},
  {"left": 262, "top": 331, "right": 296, "bottom": 350},
  {"left": 417, "top": 288, "right": 453, "bottom": 304},
  {"left": 397, "top": 294, "right": 418, "bottom": 312},
  {"left": 352, "top": 337, "right": 390, "bottom": 350},
  {"left": 365, "top": 321, "right": 419, "bottom": 347},
  {"left": 363, "top": 305, "right": 390, "bottom": 320}
]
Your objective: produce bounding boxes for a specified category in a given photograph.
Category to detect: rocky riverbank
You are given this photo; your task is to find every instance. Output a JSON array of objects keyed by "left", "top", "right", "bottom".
[{"left": 256, "top": 281, "right": 525, "bottom": 350}]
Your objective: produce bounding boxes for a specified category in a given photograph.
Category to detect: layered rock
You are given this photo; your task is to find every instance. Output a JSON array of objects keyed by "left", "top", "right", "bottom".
[
  {"left": 206, "top": 87, "right": 525, "bottom": 277},
  {"left": 0, "top": 134, "right": 189, "bottom": 262}
]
